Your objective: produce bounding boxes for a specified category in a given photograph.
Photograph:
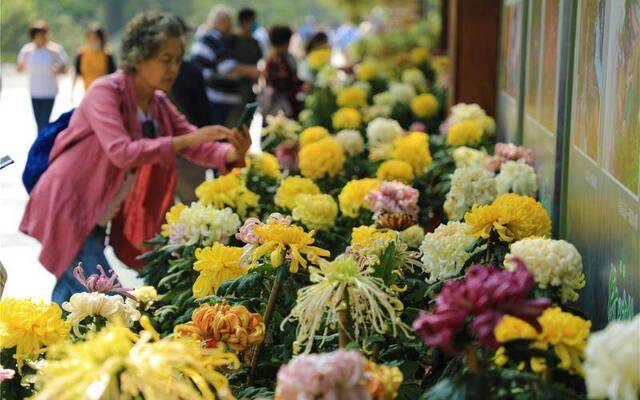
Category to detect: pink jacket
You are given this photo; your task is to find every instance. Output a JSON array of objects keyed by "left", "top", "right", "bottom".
[{"left": 20, "top": 71, "right": 241, "bottom": 277}]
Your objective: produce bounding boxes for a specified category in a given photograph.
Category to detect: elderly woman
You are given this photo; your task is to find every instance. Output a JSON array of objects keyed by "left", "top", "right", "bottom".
[{"left": 20, "top": 11, "right": 251, "bottom": 304}]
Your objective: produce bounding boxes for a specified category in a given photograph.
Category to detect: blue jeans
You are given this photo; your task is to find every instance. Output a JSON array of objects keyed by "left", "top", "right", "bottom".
[
  {"left": 52, "top": 227, "right": 110, "bottom": 305},
  {"left": 31, "top": 97, "right": 55, "bottom": 134}
]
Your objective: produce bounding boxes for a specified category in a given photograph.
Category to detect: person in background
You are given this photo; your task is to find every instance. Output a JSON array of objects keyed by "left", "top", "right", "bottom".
[
  {"left": 227, "top": 7, "right": 263, "bottom": 125},
  {"left": 261, "top": 25, "right": 303, "bottom": 118},
  {"left": 298, "top": 31, "right": 329, "bottom": 83},
  {"left": 250, "top": 11, "right": 270, "bottom": 55},
  {"left": 169, "top": 16, "right": 215, "bottom": 204},
  {"left": 191, "top": 5, "right": 259, "bottom": 125},
  {"left": 17, "top": 20, "right": 69, "bottom": 133},
  {"left": 20, "top": 11, "right": 250, "bottom": 304},
  {"left": 71, "top": 24, "right": 117, "bottom": 99}
]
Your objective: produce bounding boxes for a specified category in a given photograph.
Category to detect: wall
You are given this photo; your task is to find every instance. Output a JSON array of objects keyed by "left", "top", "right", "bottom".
[{"left": 496, "top": 0, "right": 640, "bottom": 328}]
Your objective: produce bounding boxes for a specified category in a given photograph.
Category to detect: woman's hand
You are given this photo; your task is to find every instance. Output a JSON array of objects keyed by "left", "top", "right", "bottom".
[
  {"left": 225, "top": 126, "right": 252, "bottom": 163},
  {"left": 172, "top": 125, "right": 230, "bottom": 151}
]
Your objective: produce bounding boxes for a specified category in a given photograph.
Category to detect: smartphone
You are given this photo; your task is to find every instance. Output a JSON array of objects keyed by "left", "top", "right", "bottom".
[
  {"left": 236, "top": 102, "right": 258, "bottom": 129},
  {"left": 0, "top": 155, "right": 14, "bottom": 170}
]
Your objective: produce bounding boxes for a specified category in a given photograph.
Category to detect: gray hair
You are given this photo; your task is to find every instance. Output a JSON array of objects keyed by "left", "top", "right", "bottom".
[
  {"left": 120, "top": 11, "right": 184, "bottom": 72},
  {"left": 207, "top": 5, "right": 232, "bottom": 26}
]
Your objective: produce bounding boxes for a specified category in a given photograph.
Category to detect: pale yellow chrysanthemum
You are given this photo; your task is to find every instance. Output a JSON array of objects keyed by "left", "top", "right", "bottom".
[
  {"left": 376, "top": 160, "right": 415, "bottom": 184},
  {"left": 338, "top": 178, "right": 381, "bottom": 218},
  {"left": 355, "top": 62, "right": 377, "bottom": 81},
  {"left": 444, "top": 165, "right": 497, "bottom": 221},
  {"left": 410, "top": 93, "right": 439, "bottom": 118},
  {"left": 402, "top": 68, "right": 428, "bottom": 92},
  {"left": 193, "top": 243, "right": 247, "bottom": 298},
  {"left": 262, "top": 110, "right": 301, "bottom": 139},
  {"left": 496, "top": 160, "right": 538, "bottom": 197},
  {"left": 505, "top": 238, "right": 585, "bottom": 303},
  {"left": 0, "top": 298, "right": 70, "bottom": 370},
  {"left": 452, "top": 146, "right": 488, "bottom": 168},
  {"left": 299, "top": 126, "right": 330, "bottom": 147},
  {"left": 33, "top": 319, "right": 239, "bottom": 400},
  {"left": 447, "top": 120, "right": 484, "bottom": 147},
  {"left": 275, "top": 176, "right": 321, "bottom": 209},
  {"left": 391, "top": 131, "right": 432, "bottom": 175},
  {"left": 161, "top": 203, "right": 187, "bottom": 237},
  {"left": 332, "top": 107, "right": 362, "bottom": 130},
  {"left": 420, "top": 221, "right": 477, "bottom": 283},
  {"left": 335, "top": 129, "right": 365, "bottom": 156},
  {"left": 282, "top": 255, "right": 411, "bottom": 354},
  {"left": 299, "top": 137, "right": 345, "bottom": 180},
  {"left": 292, "top": 194, "right": 338, "bottom": 231}
]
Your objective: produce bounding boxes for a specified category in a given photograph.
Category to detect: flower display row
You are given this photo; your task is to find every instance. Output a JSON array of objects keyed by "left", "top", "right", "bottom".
[{"left": 1, "top": 39, "right": 637, "bottom": 400}]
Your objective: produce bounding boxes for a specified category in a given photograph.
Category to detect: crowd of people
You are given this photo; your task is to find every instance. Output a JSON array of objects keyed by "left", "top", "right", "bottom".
[{"left": 14, "top": 6, "right": 356, "bottom": 302}]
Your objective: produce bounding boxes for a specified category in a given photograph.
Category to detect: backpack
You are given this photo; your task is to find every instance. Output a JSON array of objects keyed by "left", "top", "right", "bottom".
[{"left": 22, "top": 109, "right": 75, "bottom": 193}]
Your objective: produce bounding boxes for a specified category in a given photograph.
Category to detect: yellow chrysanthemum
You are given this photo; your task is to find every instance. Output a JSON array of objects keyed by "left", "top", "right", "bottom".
[
  {"left": 332, "top": 107, "right": 362, "bottom": 130},
  {"left": 350, "top": 226, "right": 396, "bottom": 253},
  {"left": 376, "top": 159, "right": 415, "bottom": 184},
  {"left": 247, "top": 152, "right": 280, "bottom": 179},
  {"left": 251, "top": 222, "right": 330, "bottom": 273},
  {"left": 391, "top": 131, "right": 432, "bottom": 175},
  {"left": 192, "top": 243, "right": 247, "bottom": 298},
  {"left": 337, "top": 86, "right": 367, "bottom": 108},
  {"left": 447, "top": 120, "right": 484, "bottom": 147},
  {"left": 307, "top": 48, "right": 332, "bottom": 71},
  {"left": 432, "top": 55, "right": 449, "bottom": 73},
  {"left": 33, "top": 319, "right": 239, "bottom": 400},
  {"left": 409, "top": 47, "right": 430, "bottom": 65},
  {"left": 339, "top": 178, "right": 381, "bottom": 217},
  {"left": 365, "top": 360, "right": 404, "bottom": 400},
  {"left": 299, "top": 126, "right": 330, "bottom": 147},
  {"left": 537, "top": 307, "right": 591, "bottom": 376},
  {"left": 292, "top": 194, "right": 338, "bottom": 231},
  {"left": 161, "top": 203, "right": 187, "bottom": 237},
  {"left": 494, "top": 315, "right": 539, "bottom": 343},
  {"left": 175, "top": 302, "right": 265, "bottom": 353},
  {"left": 195, "top": 174, "right": 259, "bottom": 218},
  {"left": 275, "top": 176, "right": 321, "bottom": 209},
  {"left": 410, "top": 93, "right": 439, "bottom": 118},
  {"left": 0, "top": 298, "right": 70, "bottom": 370},
  {"left": 465, "top": 193, "right": 551, "bottom": 242},
  {"left": 299, "top": 137, "right": 346, "bottom": 180},
  {"left": 494, "top": 308, "right": 591, "bottom": 376},
  {"left": 355, "top": 62, "right": 377, "bottom": 81}
]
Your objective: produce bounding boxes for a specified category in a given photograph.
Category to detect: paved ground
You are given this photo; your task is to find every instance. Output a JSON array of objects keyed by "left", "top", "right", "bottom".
[{"left": 0, "top": 65, "right": 263, "bottom": 300}]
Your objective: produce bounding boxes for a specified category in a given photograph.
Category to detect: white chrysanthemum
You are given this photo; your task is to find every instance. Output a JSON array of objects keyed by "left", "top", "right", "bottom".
[
  {"left": 505, "top": 238, "right": 585, "bottom": 303},
  {"left": 373, "top": 91, "right": 396, "bottom": 107},
  {"left": 444, "top": 166, "right": 497, "bottom": 221},
  {"left": 63, "top": 292, "right": 141, "bottom": 336},
  {"left": 352, "top": 80, "right": 371, "bottom": 96},
  {"left": 316, "top": 66, "right": 347, "bottom": 91},
  {"left": 496, "top": 160, "right": 538, "bottom": 197},
  {"left": 452, "top": 146, "right": 488, "bottom": 168},
  {"left": 401, "top": 68, "right": 427, "bottom": 92},
  {"left": 585, "top": 315, "right": 640, "bottom": 400},
  {"left": 366, "top": 117, "right": 403, "bottom": 148},
  {"left": 420, "top": 222, "right": 477, "bottom": 283},
  {"left": 262, "top": 111, "right": 301, "bottom": 139},
  {"left": 389, "top": 82, "right": 417, "bottom": 104},
  {"left": 335, "top": 130, "right": 365, "bottom": 156},
  {"left": 173, "top": 204, "right": 241, "bottom": 246},
  {"left": 449, "top": 103, "right": 487, "bottom": 124}
]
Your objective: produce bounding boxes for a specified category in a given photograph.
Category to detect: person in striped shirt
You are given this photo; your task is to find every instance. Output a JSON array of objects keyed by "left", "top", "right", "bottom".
[{"left": 191, "top": 5, "right": 260, "bottom": 125}]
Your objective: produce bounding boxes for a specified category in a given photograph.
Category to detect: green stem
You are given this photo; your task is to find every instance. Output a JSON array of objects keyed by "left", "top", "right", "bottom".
[
  {"left": 338, "top": 289, "right": 352, "bottom": 348},
  {"left": 248, "top": 266, "right": 288, "bottom": 385}
]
